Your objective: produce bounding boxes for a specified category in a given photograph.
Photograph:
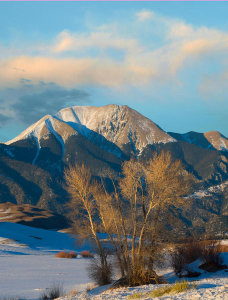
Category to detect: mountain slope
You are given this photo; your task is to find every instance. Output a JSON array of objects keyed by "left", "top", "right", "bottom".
[
  {"left": 56, "top": 105, "right": 175, "bottom": 152},
  {"left": 7, "top": 105, "right": 175, "bottom": 159},
  {"left": 0, "top": 104, "right": 228, "bottom": 238},
  {"left": 169, "top": 131, "right": 228, "bottom": 152},
  {"left": 0, "top": 202, "right": 69, "bottom": 229}
]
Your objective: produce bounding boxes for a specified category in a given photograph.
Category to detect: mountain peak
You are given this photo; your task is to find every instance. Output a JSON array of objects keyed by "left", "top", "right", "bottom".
[
  {"left": 204, "top": 131, "right": 228, "bottom": 151},
  {"left": 55, "top": 104, "right": 175, "bottom": 152},
  {"left": 6, "top": 105, "right": 175, "bottom": 154},
  {"left": 168, "top": 130, "right": 228, "bottom": 151},
  {"left": 5, "top": 114, "right": 51, "bottom": 145}
]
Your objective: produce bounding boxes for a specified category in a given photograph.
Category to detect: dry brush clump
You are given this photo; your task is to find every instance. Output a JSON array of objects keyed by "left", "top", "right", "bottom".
[
  {"left": 198, "top": 240, "right": 228, "bottom": 272},
  {"left": 55, "top": 251, "right": 77, "bottom": 259},
  {"left": 80, "top": 250, "right": 94, "bottom": 258},
  {"left": 170, "top": 239, "right": 226, "bottom": 276},
  {"left": 65, "top": 151, "right": 191, "bottom": 287},
  {"left": 170, "top": 239, "right": 202, "bottom": 276},
  {"left": 200, "top": 240, "right": 222, "bottom": 265}
]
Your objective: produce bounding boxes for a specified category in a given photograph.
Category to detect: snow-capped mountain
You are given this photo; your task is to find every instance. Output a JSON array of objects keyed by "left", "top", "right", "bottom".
[
  {"left": 6, "top": 105, "right": 228, "bottom": 157},
  {"left": 0, "top": 104, "right": 228, "bottom": 238},
  {"left": 6, "top": 105, "right": 175, "bottom": 159}
]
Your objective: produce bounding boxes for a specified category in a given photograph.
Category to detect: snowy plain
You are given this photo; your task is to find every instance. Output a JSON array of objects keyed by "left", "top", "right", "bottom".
[
  {"left": 0, "top": 222, "right": 228, "bottom": 300},
  {"left": 0, "top": 222, "right": 93, "bottom": 299}
]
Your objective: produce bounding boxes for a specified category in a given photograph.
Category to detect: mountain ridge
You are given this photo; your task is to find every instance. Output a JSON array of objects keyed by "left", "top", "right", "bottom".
[
  {"left": 6, "top": 105, "right": 176, "bottom": 157},
  {"left": 0, "top": 104, "right": 227, "bottom": 238},
  {"left": 169, "top": 130, "right": 228, "bottom": 152}
]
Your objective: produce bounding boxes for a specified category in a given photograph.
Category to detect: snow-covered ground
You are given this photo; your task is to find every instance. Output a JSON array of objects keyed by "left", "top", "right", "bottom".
[
  {"left": 0, "top": 254, "right": 92, "bottom": 299},
  {"left": 0, "top": 222, "right": 93, "bottom": 299},
  {"left": 0, "top": 222, "right": 227, "bottom": 300},
  {"left": 76, "top": 275, "right": 228, "bottom": 299},
  {"left": 65, "top": 254, "right": 228, "bottom": 300}
]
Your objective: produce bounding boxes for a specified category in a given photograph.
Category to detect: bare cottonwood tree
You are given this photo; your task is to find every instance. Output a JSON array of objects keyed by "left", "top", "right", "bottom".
[
  {"left": 65, "top": 151, "right": 191, "bottom": 286},
  {"left": 65, "top": 164, "right": 111, "bottom": 284}
]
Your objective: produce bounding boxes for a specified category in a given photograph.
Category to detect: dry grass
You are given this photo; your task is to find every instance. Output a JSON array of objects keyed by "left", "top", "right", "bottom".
[
  {"left": 80, "top": 250, "right": 94, "bottom": 258},
  {"left": 55, "top": 251, "right": 77, "bottom": 259},
  {"left": 127, "top": 293, "right": 143, "bottom": 299},
  {"left": 151, "top": 280, "right": 196, "bottom": 297},
  {"left": 128, "top": 280, "right": 196, "bottom": 299}
]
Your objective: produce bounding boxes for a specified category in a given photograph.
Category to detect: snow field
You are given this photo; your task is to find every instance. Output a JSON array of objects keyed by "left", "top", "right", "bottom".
[
  {"left": 0, "top": 222, "right": 228, "bottom": 300},
  {"left": 0, "top": 254, "right": 93, "bottom": 299}
]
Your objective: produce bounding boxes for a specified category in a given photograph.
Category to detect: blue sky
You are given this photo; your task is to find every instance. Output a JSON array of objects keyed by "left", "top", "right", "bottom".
[{"left": 0, "top": 1, "right": 228, "bottom": 142}]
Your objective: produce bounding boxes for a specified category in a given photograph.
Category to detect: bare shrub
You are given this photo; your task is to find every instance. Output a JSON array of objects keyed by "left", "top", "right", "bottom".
[
  {"left": 170, "top": 246, "right": 186, "bottom": 275},
  {"left": 87, "top": 256, "right": 113, "bottom": 285},
  {"left": 131, "top": 264, "right": 164, "bottom": 286},
  {"left": 40, "top": 283, "right": 64, "bottom": 300},
  {"left": 170, "top": 239, "right": 203, "bottom": 275},
  {"left": 200, "top": 240, "right": 222, "bottom": 265},
  {"left": 80, "top": 250, "right": 94, "bottom": 258},
  {"left": 55, "top": 251, "right": 77, "bottom": 258},
  {"left": 183, "top": 240, "right": 203, "bottom": 264},
  {"left": 170, "top": 239, "right": 226, "bottom": 275}
]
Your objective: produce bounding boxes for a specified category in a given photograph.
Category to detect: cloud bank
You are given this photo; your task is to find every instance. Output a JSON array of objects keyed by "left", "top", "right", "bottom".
[
  {"left": 0, "top": 9, "right": 228, "bottom": 129},
  {"left": 0, "top": 10, "right": 228, "bottom": 91}
]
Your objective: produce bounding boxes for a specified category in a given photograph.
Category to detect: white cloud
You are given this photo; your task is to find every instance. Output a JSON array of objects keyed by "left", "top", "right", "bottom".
[
  {"left": 167, "top": 22, "right": 194, "bottom": 40},
  {"left": 136, "top": 10, "right": 155, "bottom": 22},
  {"left": 0, "top": 56, "right": 158, "bottom": 88},
  {"left": 52, "top": 30, "right": 141, "bottom": 55},
  {"left": 1, "top": 10, "right": 228, "bottom": 95},
  {"left": 53, "top": 31, "right": 74, "bottom": 53}
]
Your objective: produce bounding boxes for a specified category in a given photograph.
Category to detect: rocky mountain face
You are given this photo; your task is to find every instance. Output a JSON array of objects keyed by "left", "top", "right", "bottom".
[{"left": 0, "top": 104, "right": 227, "bottom": 237}]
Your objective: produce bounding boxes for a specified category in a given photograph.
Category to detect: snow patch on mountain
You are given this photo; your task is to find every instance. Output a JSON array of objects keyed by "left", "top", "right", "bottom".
[
  {"left": 219, "top": 137, "right": 228, "bottom": 151},
  {"left": 188, "top": 181, "right": 228, "bottom": 199},
  {"left": 45, "top": 117, "right": 65, "bottom": 158},
  {"left": 32, "top": 135, "right": 40, "bottom": 165}
]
